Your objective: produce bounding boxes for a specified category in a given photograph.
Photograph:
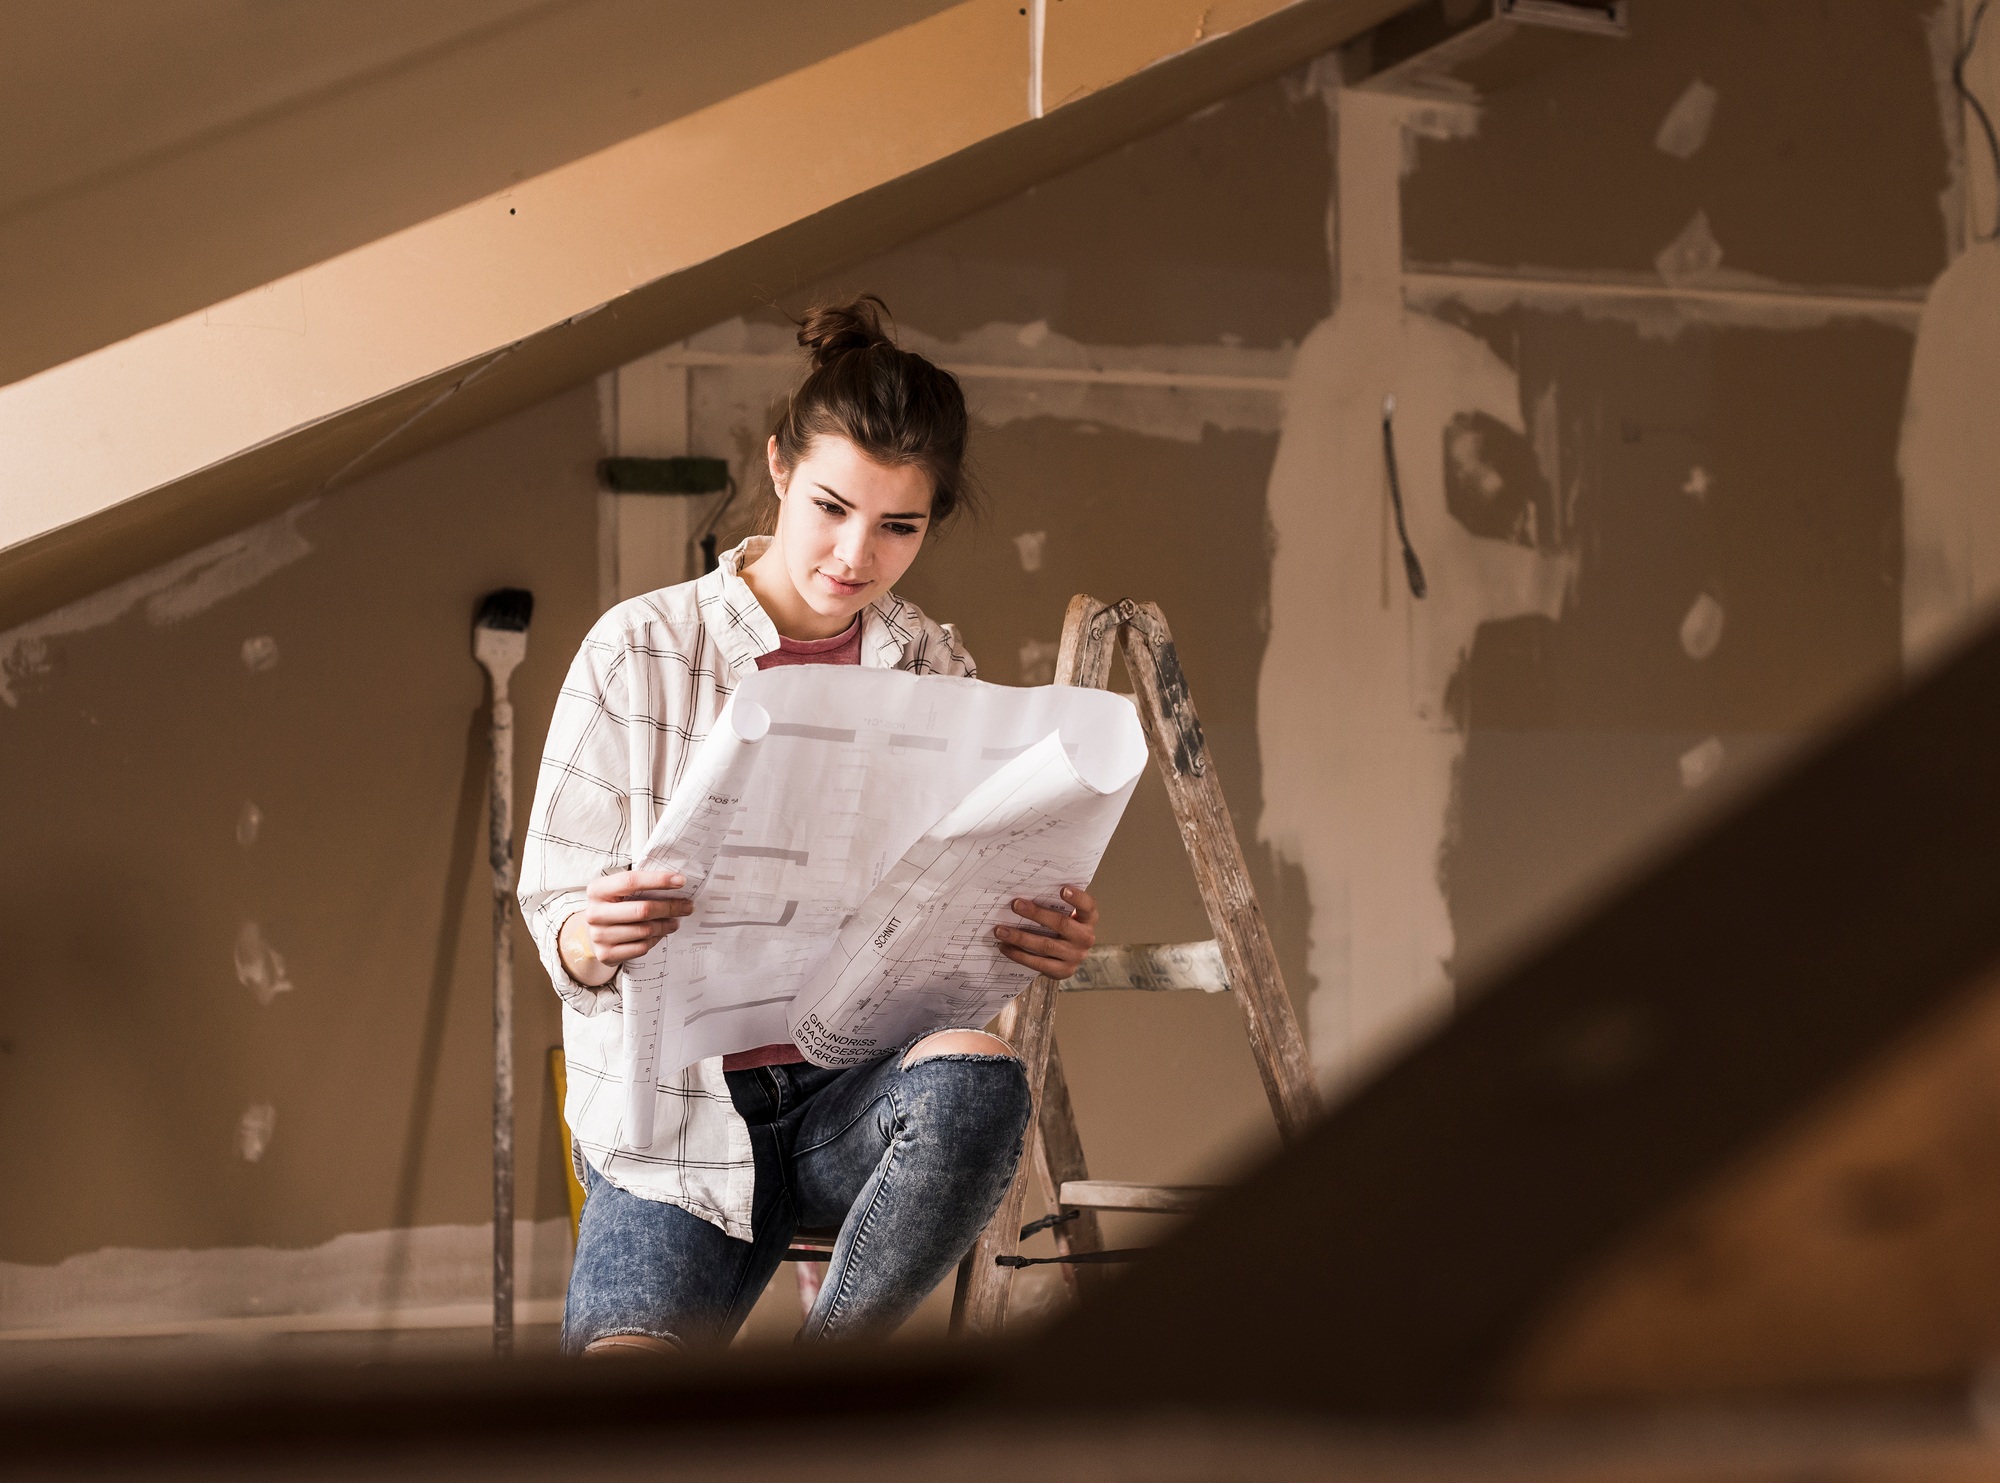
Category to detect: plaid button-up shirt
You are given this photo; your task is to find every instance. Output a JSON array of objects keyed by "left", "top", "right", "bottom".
[{"left": 519, "top": 537, "right": 976, "bottom": 1239}]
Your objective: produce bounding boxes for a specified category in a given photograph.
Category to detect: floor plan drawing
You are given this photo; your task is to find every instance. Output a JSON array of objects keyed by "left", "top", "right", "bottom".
[
  {"left": 789, "top": 732, "right": 1137, "bottom": 1064},
  {"left": 616, "top": 665, "right": 1146, "bottom": 1149}
]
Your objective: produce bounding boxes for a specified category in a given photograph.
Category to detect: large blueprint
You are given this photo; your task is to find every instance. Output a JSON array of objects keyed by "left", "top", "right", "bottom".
[{"left": 617, "top": 665, "right": 1146, "bottom": 1148}]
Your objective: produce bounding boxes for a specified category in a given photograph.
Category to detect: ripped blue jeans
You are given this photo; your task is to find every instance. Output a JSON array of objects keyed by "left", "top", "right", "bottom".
[{"left": 561, "top": 1040, "right": 1031, "bottom": 1351}]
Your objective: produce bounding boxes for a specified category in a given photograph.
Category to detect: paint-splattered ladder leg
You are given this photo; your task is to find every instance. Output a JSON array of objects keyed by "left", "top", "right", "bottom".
[
  {"left": 953, "top": 596, "right": 1120, "bottom": 1337},
  {"left": 1030, "top": 1037, "right": 1109, "bottom": 1297},
  {"left": 951, "top": 595, "right": 1319, "bottom": 1338},
  {"left": 1117, "top": 602, "right": 1319, "bottom": 1139}
]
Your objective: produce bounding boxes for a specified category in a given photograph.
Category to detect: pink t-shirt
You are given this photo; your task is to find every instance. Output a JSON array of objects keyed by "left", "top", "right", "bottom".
[
  {"left": 749, "top": 617, "right": 864, "bottom": 670},
  {"left": 720, "top": 617, "right": 864, "bottom": 1071}
]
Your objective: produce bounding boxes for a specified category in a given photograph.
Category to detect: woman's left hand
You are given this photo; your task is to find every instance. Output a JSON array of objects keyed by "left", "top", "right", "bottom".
[{"left": 995, "top": 886, "right": 1099, "bottom": 981}]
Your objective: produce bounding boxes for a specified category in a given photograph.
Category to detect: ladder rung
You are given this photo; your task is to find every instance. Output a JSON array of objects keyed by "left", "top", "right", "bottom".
[
  {"left": 1058, "top": 1180, "right": 1220, "bottom": 1214},
  {"left": 781, "top": 1227, "right": 839, "bottom": 1260},
  {"left": 1063, "top": 939, "right": 1229, "bottom": 994}
]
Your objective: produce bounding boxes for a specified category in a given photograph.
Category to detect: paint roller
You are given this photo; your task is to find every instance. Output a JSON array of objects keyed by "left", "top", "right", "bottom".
[
  {"left": 473, "top": 586, "right": 533, "bottom": 1357},
  {"left": 596, "top": 456, "right": 736, "bottom": 572}
]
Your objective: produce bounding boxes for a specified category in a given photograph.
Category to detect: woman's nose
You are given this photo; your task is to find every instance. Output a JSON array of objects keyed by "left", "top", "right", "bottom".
[{"left": 833, "top": 527, "right": 871, "bottom": 572}]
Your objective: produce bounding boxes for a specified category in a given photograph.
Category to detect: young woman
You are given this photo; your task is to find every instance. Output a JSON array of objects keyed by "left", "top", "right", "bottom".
[{"left": 520, "top": 298, "right": 1101, "bottom": 1354}]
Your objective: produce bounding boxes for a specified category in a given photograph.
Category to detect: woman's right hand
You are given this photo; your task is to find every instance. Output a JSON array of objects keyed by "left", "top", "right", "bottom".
[{"left": 558, "top": 869, "right": 693, "bottom": 987}]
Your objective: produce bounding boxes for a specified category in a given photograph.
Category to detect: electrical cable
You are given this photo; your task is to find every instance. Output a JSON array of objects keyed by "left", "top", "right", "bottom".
[
  {"left": 693, "top": 474, "right": 740, "bottom": 573},
  {"left": 1956, "top": 0, "right": 2000, "bottom": 241},
  {"left": 1382, "top": 395, "right": 1428, "bottom": 600}
]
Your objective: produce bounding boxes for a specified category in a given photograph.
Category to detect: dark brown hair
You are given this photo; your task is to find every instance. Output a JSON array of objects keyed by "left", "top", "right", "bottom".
[{"left": 768, "top": 296, "right": 972, "bottom": 528}]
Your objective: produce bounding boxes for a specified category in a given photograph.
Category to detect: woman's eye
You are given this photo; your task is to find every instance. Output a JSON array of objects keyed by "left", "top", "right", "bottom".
[
  {"left": 814, "top": 500, "right": 844, "bottom": 517},
  {"left": 885, "top": 523, "right": 919, "bottom": 537}
]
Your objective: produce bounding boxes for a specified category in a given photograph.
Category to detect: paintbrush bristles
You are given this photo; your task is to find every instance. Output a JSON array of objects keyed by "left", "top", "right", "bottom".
[
  {"left": 474, "top": 587, "right": 534, "bottom": 633},
  {"left": 473, "top": 588, "right": 532, "bottom": 689}
]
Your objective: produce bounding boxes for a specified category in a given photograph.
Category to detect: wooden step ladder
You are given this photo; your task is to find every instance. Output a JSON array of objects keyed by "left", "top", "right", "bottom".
[{"left": 950, "top": 595, "right": 1322, "bottom": 1335}]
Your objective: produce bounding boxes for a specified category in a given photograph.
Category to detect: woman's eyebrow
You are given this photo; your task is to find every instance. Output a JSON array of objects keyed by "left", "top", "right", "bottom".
[{"left": 815, "top": 482, "right": 928, "bottom": 521}]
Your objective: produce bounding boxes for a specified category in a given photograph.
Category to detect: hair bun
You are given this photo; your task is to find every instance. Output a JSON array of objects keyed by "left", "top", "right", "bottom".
[{"left": 797, "top": 295, "right": 894, "bottom": 369}]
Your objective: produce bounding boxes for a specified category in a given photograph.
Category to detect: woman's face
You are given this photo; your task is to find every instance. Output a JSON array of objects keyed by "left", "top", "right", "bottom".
[{"left": 767, "top": 434, "right": 932, "bottom": 622}]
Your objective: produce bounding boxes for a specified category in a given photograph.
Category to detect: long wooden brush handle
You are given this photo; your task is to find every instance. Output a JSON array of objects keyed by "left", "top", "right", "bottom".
[{"left": 490, "top": 686, "right": 516, "bottom": 1357}]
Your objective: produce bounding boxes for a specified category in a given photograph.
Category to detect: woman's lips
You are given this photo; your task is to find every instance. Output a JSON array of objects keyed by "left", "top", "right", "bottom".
[{"left": 817, "top": 570, "right": 868, "bottom": 596}]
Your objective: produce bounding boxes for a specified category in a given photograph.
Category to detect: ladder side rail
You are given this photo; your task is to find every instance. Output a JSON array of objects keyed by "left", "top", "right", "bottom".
[
  {"left": 1031, "top": 1038, "right": 1109, "bottom": 1295},
  {"left": 1117, "top": 602, "right": 1322, "bottom": 1141},
  {"left": 952, "top": 595, "right": 1122, "bottom": 1337},
  {"left": 952, "top": 988, "right": 1054, "bottom": 1334}
]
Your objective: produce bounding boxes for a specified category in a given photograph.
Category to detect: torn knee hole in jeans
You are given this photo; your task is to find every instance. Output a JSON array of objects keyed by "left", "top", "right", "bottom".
[
  {"left": 582, "top": 1330, "right": 682, "bottom": 1355},
  {"left": 901, "top": 1030, "right": 1017, "bottom": 1069}
]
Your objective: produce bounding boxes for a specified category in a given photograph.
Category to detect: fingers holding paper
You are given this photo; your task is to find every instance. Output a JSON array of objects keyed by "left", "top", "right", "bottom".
[
  {"left": 995, "top": 885, "right": 1098, "bottom": 980},
  {"left": 561, "top": 870, "right": 692, "bottom": 984}
]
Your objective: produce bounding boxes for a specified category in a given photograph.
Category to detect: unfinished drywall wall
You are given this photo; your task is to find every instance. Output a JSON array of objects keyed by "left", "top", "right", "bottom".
[
  {"left": 622, "top": 0, "right": 1963, "bottom": 1207},
  {"left": 1902, "top": 0, "right": 2000, "bottom": 658},
  {"left": 2, "top": 0, "right": 1985, "bottom": 1348},
  {"left": 1902, "top": 237, "right": 2000, "bottom": 666},
  {"left": 1399, "top": 6, "right": 1949, "bottom": 288},
  {"left": 1261, "top": 82, "right": 1574, "bottom": 1087},
  {"left": 1257, "top": 0, "right": 1951, "bottom": 1095},
  {"left": 0, "top": 386, "right": 599, "bottom": 1331}
]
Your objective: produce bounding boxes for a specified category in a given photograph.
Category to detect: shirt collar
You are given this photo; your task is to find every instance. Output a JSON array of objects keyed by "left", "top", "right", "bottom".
[{"left": 706, "top": 536, "right": 916, "bottom": 672}]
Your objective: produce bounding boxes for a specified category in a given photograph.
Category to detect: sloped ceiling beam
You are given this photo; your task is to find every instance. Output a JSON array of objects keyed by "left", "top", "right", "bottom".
[
  {"left": 0, "top": 0, "right": 959, "bottom": 388},
  {"left": 0, "top": 0, "right": 1403, "bottom": 633}
]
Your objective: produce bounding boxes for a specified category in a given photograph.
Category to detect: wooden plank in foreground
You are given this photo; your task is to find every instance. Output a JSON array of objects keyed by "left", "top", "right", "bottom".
[{"left": 998, "top": 610, "right": 2000, "bottom": 1416}]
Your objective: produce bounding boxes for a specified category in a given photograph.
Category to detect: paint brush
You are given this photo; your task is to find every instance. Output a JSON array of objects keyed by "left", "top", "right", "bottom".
[{"left": 472, "top": 586, "right": 533, "bottom": 1358}]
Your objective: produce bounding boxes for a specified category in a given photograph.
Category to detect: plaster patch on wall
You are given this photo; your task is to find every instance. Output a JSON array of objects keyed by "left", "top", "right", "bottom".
[
  {"left": 0, "top": 1220, "right": 571, "bottom": 1340},
  {"left": 676, "top": 316, "right": 1292, "bottom": 458},
  {"left": 234, "top": 921, "right": 293, "bottom": 1006},
  {"left": 1404, "top": 272, "right": 1924, "bottom": 342},
  {"left": 1682, "top": 465, "right": 1712, "bottom": 499},
  {"left": 1259, "top": 84, "right": 1573, "bottom": 1090},
  {"left": 1531, "top": 382, "right": 1562, "bottom": 494},
  {"left": 1656, "top": 210, "right": 1727, "bottom": 285},
  {"left": 236, "top": 801, "right": 263, "bottom": 848},
  {"left": 1393, "top": 96, "right": 1483, "bottom": 174},
  {"left": 1924, "top": 0, "right": 1977, "bottom": 256},
  {"left": 1655, "top": 79, "right": 1720, "bottom": 160},
  {"left": 0, "top": 500, "right": 315, "bottom": 706},
  {"left": 1680, "top": 591, "right": 1726, "bottom": 659},
  {"left": 1446, "top": 418, "right": 1506, "bottom": 498},
  {"left": 240, "top": 634, "right": 281, "bottom": 672},
  {"left": 1013, "top": 531, "right": 1048, "bottom": 572},
  {"left": 1900, "top": 241, "right": 2000, "bottom": 667},
  {"left": 1679, "top": 735, "right": 1727, "bottom": 790},
  {"left": 236, "top": 1104, "right": 277, "bottom": 1163}
]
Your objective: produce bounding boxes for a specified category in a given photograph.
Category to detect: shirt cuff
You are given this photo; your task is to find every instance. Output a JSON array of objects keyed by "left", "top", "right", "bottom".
[{"left": 536, "top": 897, "right": 620, "bottom": 1015}]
